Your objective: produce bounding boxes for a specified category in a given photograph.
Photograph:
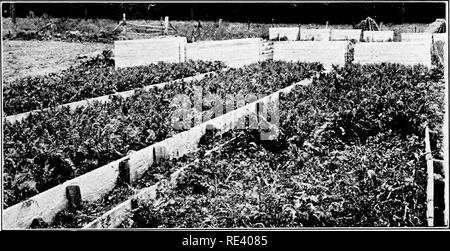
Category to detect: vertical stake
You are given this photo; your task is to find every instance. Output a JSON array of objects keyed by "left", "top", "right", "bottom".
[
  {"left": 164, "top": 16, "right": 169, "bottom": 36},
  {"left": 118, "top": 158, "right": 131, "bottom": 186},
  {"left": 66, "top": 185, "right": 82, "bottom": 210}
]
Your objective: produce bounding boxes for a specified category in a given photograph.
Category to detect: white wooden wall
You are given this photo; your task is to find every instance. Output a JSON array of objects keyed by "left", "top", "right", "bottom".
[
  {"left": 273, "top": 41, "right": 349, "bottom": 68},
  {"left": 401, "top": 33, "right": 433, "bottom": 43},
  {"left": 354, "top": 42, "right": 431, "bottom": 67},
  {"left": 114, "top": 37, "right": 187, "bottom": 68},
  {"left": 362, "top": 31, "right": 394, "bottom": 42},
  {"left": 269, "top": 27, "right": 299, "bottom": 40},
  {"left": 299, "top": 28, "right": 331, "bottom": 41},
  {"left": 186, "top": 38, "right": 263, "bottom": 68},
  {"left": 330, "top": 29, "right": 362, "bottom": 41}
]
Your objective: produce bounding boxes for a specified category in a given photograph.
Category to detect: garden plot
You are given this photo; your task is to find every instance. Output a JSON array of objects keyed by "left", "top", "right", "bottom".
[
  {"left": 73, "top": 63, "right": 444, "bottom": 228},
  {"left": 3, "top": 61, "right": 321, "bottom": 229},
  {"left": 3, "top": 51, "right": 225, "bottom": 116},
  {"left": 353, "top": 42, "right": 431, "bottom": 67}
]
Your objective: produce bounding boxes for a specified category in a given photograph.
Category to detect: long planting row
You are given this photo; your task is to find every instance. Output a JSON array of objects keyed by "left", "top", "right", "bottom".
[
  {"left": 34, "top": 62, "right": 444, "bottom": 228},
  {"left": 3, "top": 50, "right": 226, "bottom": 115},
  {"left": 3, "top": 60, "right": 322, "bottom": 208}
]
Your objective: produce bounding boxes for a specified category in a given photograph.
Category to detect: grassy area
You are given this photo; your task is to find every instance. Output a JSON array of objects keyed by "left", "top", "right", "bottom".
[{"left": 2, "top": 17, "right": 432, "bottom": 42}]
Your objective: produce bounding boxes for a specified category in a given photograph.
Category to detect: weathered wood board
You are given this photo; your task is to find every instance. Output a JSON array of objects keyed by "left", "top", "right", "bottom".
[
  {"left": 362, "top": 31, "right": 394, "bottom": 42},
  {"left": 330, "top": 29, "right": 362, "bottom": 41},
  {"left": 353, "top": 42, "right": 431, "bottom": 67},
  {"left": 273, "top": 41, "right": 349, "bottom": 68},
  {"left": 299, "top": 28, "right": 331, "bottom": 41},
  {"left": 114, "top": 36, "right": 187, "bottom": 68},
  {"left": 269, "top": 27, "right": 299, "bottom": 40},
  {"left": 186, "top": 38, "right": 263, "bottom": 68},
  {"left": 401, "top": 33, "right": 433, "bottom": 43}
]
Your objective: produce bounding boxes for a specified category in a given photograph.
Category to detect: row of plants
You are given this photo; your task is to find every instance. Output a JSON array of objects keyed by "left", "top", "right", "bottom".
[
  {"left": 3, "top": 60, "right": 321, "bottom": 208},
  {"left": 3, "top": 50, "right": 225, "bottom": 115},
  {"left": 118, "top": 63, "right": 443, "bottom": 227}
]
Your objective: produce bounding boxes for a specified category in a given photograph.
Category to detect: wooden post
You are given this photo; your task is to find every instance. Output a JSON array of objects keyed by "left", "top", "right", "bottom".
[
  {"left": 425, "top": 126, "right": 434, "bottom": 226},
  {"left": 122, "top": 13, "right": 127, "bottom": 36},
  {"left": 118, "top": 158, "right": 131, "bottom": 186},
  {"left": 218, "top": 19, "right": 222, "bottom": 27},
  {"left": 164, "top": 16, "right": 169, "bottom": 36},
  {"left": 66, "top": 185, "right": 82, "bottom": 210},
  {"left": 325, "top": 21, "right": 329, "bottom": 29},
  {"left": 380, "top": 22, "right": 383, "bottom": 30},
  {"left": 10, "top": 3, "right": 16, "bottom": 24}
]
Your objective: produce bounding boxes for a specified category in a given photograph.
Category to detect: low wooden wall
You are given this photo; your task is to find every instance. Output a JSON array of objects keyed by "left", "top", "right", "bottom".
[
  {"left": 114, "top": 36, "right": 187, "bottom": 68},
  {"left": 186, "top": 38, "right": 263, "bottom": 68},
  {"left": 269, "top": 27, "right": 299, "bottom": 40},
  {"left": 273, "top": 41, "right": 349, "bottom": 68},
  {"left": 353, "top": 42, "right": 431, "bottom": 67},
  {"left": 362, "top": 31, "right": 394, "bottom": 42},
  {"left": 330, "top": 29, "right": 362, "bottom": 41},
  {"left": 299, "top": 28, "right": 331, "bottom": 41}
]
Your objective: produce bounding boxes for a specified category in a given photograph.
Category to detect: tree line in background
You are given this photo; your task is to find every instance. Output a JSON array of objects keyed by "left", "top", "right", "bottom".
[{"left": 2, "top": 2, "right": 446, "bottom": 24}]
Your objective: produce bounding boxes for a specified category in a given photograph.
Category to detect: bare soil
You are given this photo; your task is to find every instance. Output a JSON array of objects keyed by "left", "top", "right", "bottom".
[{"left": 2, "top": 40, "right": 111, "bottom": 83}]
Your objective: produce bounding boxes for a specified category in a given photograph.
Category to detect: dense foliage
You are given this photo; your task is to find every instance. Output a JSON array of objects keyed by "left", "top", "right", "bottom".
[
  {"left": 3, "top": 51, "right": 225, "bottom": 115},
  {"left": 127, "top": 129, "right": 426, "bottom": 227},
  {"left": 125, "top": 63, "right": 444, "bottom": 227},
  {"left": 3, "top": 60, "right": 320, "bottom": 208}
]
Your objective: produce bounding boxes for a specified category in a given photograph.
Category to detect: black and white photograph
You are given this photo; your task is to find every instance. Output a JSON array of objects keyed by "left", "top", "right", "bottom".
[{"left": 0, "top": 0, "right": 448, "bottom": 236}]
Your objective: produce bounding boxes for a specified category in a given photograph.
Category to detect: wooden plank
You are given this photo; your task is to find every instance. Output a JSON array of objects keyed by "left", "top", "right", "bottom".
[
  {"left": 353, "top": 42, "right": 431, "bottom": 67},
  {"left": 5, "top": 70, "right": 222, "bottom": 124},
  {"left": 269, "top": 27, "right": 299, "bottom": 40},
  {"left": 401, "top": 33, "right": 433, "bottom": 43},
  {"left": 330, "top": 29, "right": 362, "bottom": 41},
  {"left": 114, "top": 37, "right": 186, "bottom": 68},
  {"left": 299, "top": 28, "right": 331, "bottom": 41},
  {"left": 425, "top": 126, "right": 434, "bottom": 227},
  {"left": 186, "top": 38, "right": 263, "bottom": 68},
  {"left": 273, "top": 41, "right": 349, "bottom": 69},
  {"left": 362, "top": 31, "right": 394, "bottom": 42}
]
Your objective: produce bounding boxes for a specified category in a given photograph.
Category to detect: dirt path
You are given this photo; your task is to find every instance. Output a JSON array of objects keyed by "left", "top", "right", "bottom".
[{"left": 2, "top": 40, "right": 112, "bottom": 83}]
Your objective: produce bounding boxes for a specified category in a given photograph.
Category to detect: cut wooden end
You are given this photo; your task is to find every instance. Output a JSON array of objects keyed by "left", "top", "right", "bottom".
[
  {"left": 66, "top": 185, "right": 82, "bottom": 210},
  {"left": 118, "top": 158, "right": 131, "bottom": 186}
]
